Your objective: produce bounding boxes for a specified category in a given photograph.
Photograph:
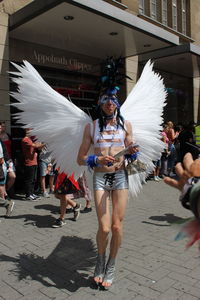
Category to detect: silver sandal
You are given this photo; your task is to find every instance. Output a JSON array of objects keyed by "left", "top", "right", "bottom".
[
  {"left": 94, "top": 253, "right": 106, "bottom": 282},
  {"left": 103, "top": 258, "right": 115, "bottom": 287}
]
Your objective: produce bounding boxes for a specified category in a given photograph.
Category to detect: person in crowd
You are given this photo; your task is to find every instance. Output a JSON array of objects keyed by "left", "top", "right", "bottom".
[
  {"left": 164, "top": 152, "right": 200, "bottom": 249},
  {"left": 166, "top": 121, "right": 179, "bottom": 177},
  {"left": 0, "top": 121, "right": 16, "bottom": 198},
  {"left": 0, "top": 138, "right": 15, "bottom": 217},
  {"left": 21, "top": 128, "right": 45, "bottom": 201},
  {"left": 77, "top": 88, "right": 139, "bottom": 288},
  {"left": 52, "top": 172, "right": 81, "bottom": 227},
  {"left": 160, "top": 124, "right": 170, "bottom": 177},
  {"left": 178, "top": 122, "right": 199, "bottom": 162},
  {"left": 152, "top": 159, "right": 161, "bottom": 181},
  {"left": 64, "top": 171, "right": 93, "bottom": 214},
  {"left": 173, "top": 124, "right": 183, "bottom": 162},
  {"left": 39, "top": 145, "right": 55, "bottom": 197}
]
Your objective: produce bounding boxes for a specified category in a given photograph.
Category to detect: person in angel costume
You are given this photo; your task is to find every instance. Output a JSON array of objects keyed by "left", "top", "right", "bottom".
[
  {"left": 10, "top": 60, "right": 166, "bottom": 288},
  {"left": 77, "top": 87, "right": 139, "bottom": 287}
]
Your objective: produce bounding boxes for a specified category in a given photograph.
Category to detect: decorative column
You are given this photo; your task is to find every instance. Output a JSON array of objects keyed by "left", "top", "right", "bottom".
[{"left": 0, "top": 9, "right": 10, "bottom": 131}]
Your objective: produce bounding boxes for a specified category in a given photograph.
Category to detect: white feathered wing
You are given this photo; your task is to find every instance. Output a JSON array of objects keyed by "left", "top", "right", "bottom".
[
  {"left": 10, "top": 61, "right": 92, "bottom": 178},
  {"left": 121, "top": 60, "right": 167, "bottom": 198}
]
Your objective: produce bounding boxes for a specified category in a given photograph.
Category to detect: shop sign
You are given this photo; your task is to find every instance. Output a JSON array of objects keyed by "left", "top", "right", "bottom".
[{"left": 34, "top": 50, "right": 93, "bottom": 72}]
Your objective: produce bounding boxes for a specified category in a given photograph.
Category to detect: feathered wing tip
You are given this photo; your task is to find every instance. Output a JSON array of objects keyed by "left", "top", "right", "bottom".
[
  {"left": 10, "top": 60, "right": 93, "bottom": 179},
  {"left": 121, "top": 60, "right": 167, "bottom": 198},
  {"left": 175, "top": 219, "right": 200, "bottom": 250}
]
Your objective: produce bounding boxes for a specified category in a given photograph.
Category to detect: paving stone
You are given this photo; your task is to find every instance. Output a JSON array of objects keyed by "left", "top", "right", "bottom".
[{"left": 1, "top": 181, "right": 200, "bottom": 299}]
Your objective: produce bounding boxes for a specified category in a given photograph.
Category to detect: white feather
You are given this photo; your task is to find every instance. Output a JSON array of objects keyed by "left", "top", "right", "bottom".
[
  {"left": 10, "top": 60, "right": 166, "bottom": 198},
  {"left": 121, "top": 60, "right": 167, "bottom": 198},
  {"left": 10, "top": 61, "right": 92, "bottom": 178}
]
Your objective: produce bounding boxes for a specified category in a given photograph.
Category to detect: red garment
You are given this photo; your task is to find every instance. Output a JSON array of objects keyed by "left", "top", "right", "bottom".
[
  {"left": 55, "top": 172, "right": 80, "bottom": 192},
  {"left": 21, "top": 136, "right": 37, "bottom": 166},
  {"left": 3, "top": 139, "right": 12, "bottom": 159}
]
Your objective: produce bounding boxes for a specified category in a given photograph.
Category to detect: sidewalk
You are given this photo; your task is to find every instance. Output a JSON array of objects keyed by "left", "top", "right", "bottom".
[{"left": 0, "top": 180, "right": 200, "bottom": 300}]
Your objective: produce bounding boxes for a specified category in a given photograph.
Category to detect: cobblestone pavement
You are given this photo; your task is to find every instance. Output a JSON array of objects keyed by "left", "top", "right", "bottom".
[{"left": 1, "top": 179, "right": 200, "bottom": 300}]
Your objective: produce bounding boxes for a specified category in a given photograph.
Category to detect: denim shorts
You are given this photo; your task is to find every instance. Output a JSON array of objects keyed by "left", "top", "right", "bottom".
[
  {"left": 39, "top": 161, "right": 54, "bottom": 176},
  {"left": 93, "top": 169, "right": 129, "bottom": 191}
]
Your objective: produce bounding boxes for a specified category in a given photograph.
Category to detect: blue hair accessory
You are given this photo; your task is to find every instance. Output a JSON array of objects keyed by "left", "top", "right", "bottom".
[
  {"left": 86, "top": 155, "right": 99, "bottom": 170},
  {"left": 125, "top": 152, "right": 140, "bottom": 161}
]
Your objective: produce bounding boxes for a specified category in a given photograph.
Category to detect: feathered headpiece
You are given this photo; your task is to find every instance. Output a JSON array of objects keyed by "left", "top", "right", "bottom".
[{"left": 98, "top": 56, "right": 132, "bottom": 108}]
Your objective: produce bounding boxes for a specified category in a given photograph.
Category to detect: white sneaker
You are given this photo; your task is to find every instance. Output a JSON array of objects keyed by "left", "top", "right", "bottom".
[
  {"left": 42, "top": 191, "right": 50, "bottom": 198},
  {"left": 154, "top": 176, "right": 159, "bottom": 182}
]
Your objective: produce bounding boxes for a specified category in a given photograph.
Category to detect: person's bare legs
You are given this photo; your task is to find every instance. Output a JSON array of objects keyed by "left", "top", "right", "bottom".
[
  {"left": 6, "top": 171, "right": 16, "bottom": 192},
  {"left": 40, "top": 176, "right": 46, "bottom": 193},
  {"left": 59, "top": 195, "right": 77, "bottom": 220},
  {"left": 59, "top": 194, "right": 68, "bottom": 220},
  {"left": 0, "top": 185, "right": 6, "bottom": 199},
  {"left": 102, "top": 189, "right": 128, "bottom": 287},
  {"left": 49, "top": 175, "right": 55, "bottom": 192},
  {"left": 94, "top": 189, "right": 110, "bottom": 283}
]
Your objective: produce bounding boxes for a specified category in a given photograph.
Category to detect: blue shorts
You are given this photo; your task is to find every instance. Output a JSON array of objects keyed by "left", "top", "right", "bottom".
[
  {"left": 153, "top": 159, "right": 161, "bottom": 168},
  {"left": 93, "top": 169, "right": 129, "bottom": 191},
  {"left": 39, "top": 161, "right": 54, "bottom": 176}
]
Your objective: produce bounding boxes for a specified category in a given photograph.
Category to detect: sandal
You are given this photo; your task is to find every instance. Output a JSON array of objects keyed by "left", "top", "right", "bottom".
[
  {"left": 102, "top": 258, "right": 115, "bottom": 288},
  {"left": 94, "top": 253, "right": 106, "bottom": 284}
]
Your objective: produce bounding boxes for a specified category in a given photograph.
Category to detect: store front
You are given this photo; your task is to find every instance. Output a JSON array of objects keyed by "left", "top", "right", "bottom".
[
  {"left": 7, "top": 0, "right": 179, "bottom": 189},
  {"left": 139, "top": 43, "right": 200, "bottom": 125}
]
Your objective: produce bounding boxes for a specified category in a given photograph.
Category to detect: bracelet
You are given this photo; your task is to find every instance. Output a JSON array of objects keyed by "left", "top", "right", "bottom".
[
  {"left": 125, "top": 152, "right": 140, "bottom": 161},
  {"left": 86, "top": 155, "right": 99, "bottom": 169}
]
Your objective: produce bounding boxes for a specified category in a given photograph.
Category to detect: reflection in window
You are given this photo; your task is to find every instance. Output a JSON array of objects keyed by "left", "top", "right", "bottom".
[
  {"left": 139, "top": 0, "right": 144, "bottom": 14},
  {"left": 172, "top": 0, "right": 177, "bottom": 30},
  {"left": 162, "top": 0, "right": 167, "bottom": 25},
  {"left": 182, "top": 0, "right": 186, "bottom": 35},
  {"left": 150, "top": 0, "right": 157, "bottom": 20}
]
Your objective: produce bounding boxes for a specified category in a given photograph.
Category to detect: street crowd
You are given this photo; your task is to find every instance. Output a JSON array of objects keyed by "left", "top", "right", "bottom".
[{"left": 0, "top": 120, "right": 199, "bottom": 222}]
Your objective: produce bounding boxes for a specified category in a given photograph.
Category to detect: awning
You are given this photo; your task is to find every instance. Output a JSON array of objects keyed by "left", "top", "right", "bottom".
[
  {"left": 9, "top": 0, "right": 179, "bottom": 60},
  {"left": 139, "top": 43, "right": 200, "bottom": 78}
]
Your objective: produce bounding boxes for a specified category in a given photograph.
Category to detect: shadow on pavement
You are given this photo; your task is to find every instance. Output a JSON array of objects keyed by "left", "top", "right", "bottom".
[
  {"left": 4, "top": 214, "right": 57, "bottom": 228},
  {"left": 142, "top": 213, "right": 190, "bottom": 226},
  {"left": 149, "top": 213, "right": 189, "bottom": 224},
  {"left": 34, "top": 204, "right": 59, "bottom": 214},
  {"left": 0, "top": 236, "right": 96, "bottom": 292}
]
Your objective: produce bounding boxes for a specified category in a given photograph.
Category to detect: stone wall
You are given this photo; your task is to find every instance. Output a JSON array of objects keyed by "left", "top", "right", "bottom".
[{"left": 190, "top": 1, "right": 200, "bottom": 45}]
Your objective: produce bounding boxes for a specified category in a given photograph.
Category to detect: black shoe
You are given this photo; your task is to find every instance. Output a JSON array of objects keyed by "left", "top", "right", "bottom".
[
  {"left": 73, "top": 203, "right": 81, "bottom": 221},
  {"left": 66, "top": 208, "right": 73, "bottom": 214},
  {"left": 32, "top": 193, "right": 41, "bottom": 199},
  {"left": 52, "top": 218, "right": 66, "bottom": 228},
  {"left": 81, "top": 207, "right": 92, "bottom": 213},
  {"left": 26, "top": 195, "right": 39, "bottom": 201}
]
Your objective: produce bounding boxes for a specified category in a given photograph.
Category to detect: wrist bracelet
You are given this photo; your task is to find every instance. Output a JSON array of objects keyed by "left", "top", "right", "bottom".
[
  {"left": 86, "top": 155, "right": 99, "bottom": 169},
  {"left": 125, "top": 152, "right": 140, "bottom": 161}
]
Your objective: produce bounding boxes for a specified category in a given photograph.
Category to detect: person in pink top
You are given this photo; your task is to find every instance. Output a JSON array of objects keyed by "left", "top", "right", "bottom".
[{"left": 160, "top": 124, "right": 170, "bottom": 177}]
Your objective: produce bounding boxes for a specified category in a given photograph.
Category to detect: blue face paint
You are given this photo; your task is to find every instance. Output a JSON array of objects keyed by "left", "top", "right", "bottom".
[{"left": 99, "top": 95, "right": 120, "bottom": 108}]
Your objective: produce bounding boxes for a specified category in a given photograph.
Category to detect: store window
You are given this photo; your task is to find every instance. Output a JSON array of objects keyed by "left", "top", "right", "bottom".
[
  {"left": 182, "top": 0, "right": 187, "bottom": 35},
  {"left": 172, "top": 0, "right": 177, "bottom": 31},
  {"left": 162, "top": 0, "right": 168, "bottom": 25},
  {"left": 150, "top": 0, "right": 157, "bottom": 20},
  {"left": 139, "top": 0, "right": 145, "bottom": 14}
]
